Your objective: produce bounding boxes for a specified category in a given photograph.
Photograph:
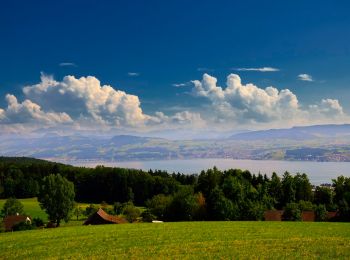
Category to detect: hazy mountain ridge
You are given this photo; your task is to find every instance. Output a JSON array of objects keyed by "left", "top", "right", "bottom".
[
  {"left": 230, "top": 124, "right": 350, "bottom": 140},
  {"left": 0, "top": 124, "right": 350, "bottom": 162}
]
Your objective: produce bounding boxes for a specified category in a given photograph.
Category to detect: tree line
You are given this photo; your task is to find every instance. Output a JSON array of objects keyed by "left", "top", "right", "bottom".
[{"left": 0, "top": 157, "right": 349, "bottom": 222}]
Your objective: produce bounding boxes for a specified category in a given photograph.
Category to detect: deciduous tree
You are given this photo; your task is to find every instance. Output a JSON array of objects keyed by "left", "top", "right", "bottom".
[
  {"left": 1, "top": 197, "right": 24, "bottom": 217},
  {"left": 38, "top": 174, "right": 75, "bottom": 227}
]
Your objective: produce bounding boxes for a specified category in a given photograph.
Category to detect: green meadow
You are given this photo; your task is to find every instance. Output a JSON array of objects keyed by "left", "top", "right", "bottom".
[
  {"left": 0, "top": 198, "right": 93, "bottom": 225},
  {"left": 0, "top": 198, "right": 48, "bottom": 221},
  {"left": 1, "top": 221, "right": 350, "bottom": 259},
  {"left": 1, "top": 198, "right": 350, "bottom": 259}
]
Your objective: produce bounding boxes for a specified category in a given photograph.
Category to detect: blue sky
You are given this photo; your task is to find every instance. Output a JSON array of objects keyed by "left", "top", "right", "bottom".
[{"left": 1, "top": 1, "right": 350, "bottom": 134}]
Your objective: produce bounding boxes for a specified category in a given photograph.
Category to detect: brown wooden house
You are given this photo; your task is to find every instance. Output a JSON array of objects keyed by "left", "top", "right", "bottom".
[
  {"left": 3, "top": 215, "right": 32, "bottom": 231},
  {"left": 84, "top": 208, "right": 127, "bottom": 225}
]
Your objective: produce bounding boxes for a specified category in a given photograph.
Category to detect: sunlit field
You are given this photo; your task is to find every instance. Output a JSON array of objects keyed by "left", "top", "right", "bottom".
[
  {"left": 0, "top": 198, "right": 93, "bottom": 225},
  {"left": 1, "top": 221, "right": 350, "bottom": 259}
]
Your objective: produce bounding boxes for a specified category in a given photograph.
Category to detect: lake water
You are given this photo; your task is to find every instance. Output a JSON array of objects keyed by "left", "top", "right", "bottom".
[{"left": 70, "top": 158, "right": 350, "bottom": 185}]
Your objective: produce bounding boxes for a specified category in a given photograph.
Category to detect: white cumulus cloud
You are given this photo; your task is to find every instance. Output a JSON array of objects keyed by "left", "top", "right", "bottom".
[
  {"left": 192, "top": 73, "right": 298, "bottom": 123},
  {"left": 0, "top": 74, "right": 204, "bottom": 133},
  {"left": 0, "top": 73, "right": 347, "bottom": 133},
  {"left": 192, "top": 73, "right": 348, "bottom": 127},
  {"left": 0, "top": 108, "right": 6, "bottom": 120},
  {"left": 298, "top": 73, "right": 313, "bottom": 82},
  {"left": 23, "top": 74, "right": 150, "bottom": 127},
  {"left": 309, "top": 99, "right": 344, "bottom": 117},
  {"left": 0, "top": 94, "right": 72, "bottom": 124}
]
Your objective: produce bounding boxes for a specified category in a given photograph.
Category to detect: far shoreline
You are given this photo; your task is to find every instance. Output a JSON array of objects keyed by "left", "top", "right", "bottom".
[{"left": 44, "top": 157, "right": 350, "bottom": 185}]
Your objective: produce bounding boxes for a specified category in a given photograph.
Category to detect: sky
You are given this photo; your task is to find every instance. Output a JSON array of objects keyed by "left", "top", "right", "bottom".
[{"left": 1, "top": 0, "right": 350, "bottom": 135}]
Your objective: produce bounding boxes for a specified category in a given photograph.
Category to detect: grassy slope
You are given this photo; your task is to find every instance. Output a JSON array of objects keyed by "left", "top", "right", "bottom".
[
  {"left": 0, "top": 198, "right": 48, "bottom": 220},
  {"left": 0, "top": 198, "right": 94, "bottom": 225},
  {"left": 0, "top": 198, "right": 144, "bottom": 227},
  {"left": 1, "top": 221, "right": 350, "bottom": 259}
]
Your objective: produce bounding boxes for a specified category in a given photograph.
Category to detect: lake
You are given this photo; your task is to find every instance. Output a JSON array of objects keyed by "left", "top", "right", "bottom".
[{"left": 69, "top": 158, "right": 350, "bottom": 185}]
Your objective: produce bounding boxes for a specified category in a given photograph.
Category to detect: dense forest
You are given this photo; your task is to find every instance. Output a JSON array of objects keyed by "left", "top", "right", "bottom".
[{"left": 0, "top": 157, "right": 349, "bottom": 221}]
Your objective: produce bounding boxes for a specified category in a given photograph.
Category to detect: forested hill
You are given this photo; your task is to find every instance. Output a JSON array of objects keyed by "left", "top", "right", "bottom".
[
  {"left": 0, "top": 157, "right": 191, "bottom": 204},
  {"left": 0, "top": 156, "right": 62, "bottom": 165},
  {"left": 1, "top": 157, "right": 350, "bottom": 221}
]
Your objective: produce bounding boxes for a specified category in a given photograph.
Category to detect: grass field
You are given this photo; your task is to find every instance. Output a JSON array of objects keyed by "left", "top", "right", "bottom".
[
  {"left": 0, "top": 198, "right": 145, "bottom": 226},
  {"left": 0, "top": 221, "right": 350, "bottom": 259},
  {"left": 0, "top": 198, "right": 96, "bottom": 224},
  {"left": 0, "top": 198, "right": 48, "bottom": 220}
]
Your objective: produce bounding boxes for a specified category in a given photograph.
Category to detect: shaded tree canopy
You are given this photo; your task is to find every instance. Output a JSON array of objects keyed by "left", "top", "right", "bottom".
[
  {"left": 1, "top": 157, "right": 350, "bottom": 222},
  {"left": 38, "top": 174, "right": 75, "bottom": 226},
  {"left": 1, "top": 197, "right": 24, "bottom": 217}
]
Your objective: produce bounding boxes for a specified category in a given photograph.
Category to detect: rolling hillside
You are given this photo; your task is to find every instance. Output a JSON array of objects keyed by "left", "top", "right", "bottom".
[
  {"left": 0, "top": 124, "right": 350, "bottom": 162},
  {"left": 0, "top": 222, "right": 349, "bottom": 259},
  {"left": 230, "top": 124, "right": 350, "bottom": 140}
]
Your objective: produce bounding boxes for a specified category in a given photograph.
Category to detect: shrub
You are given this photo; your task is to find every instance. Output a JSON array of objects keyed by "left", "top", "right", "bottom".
[
  {"left": 46, "top": 221, "right": 57, "bottom": 228},
  {"left": 123, "top": 203, "right": 141, "bottom": 223},
  {"left": 298, "top": 200, "right": 314, "bottom": 211},
  {"left": 141, "top": 210, "right": 155, "bottom": 222},
  {"left": 73, "top": 204, "right": 82, "bottom": 220},
  {"left": 113, "top": 202, "right": 123, "bottom": 215},
  {"left": 12, "top": 221, "right": 34, "bottom": 231},
  {"left": 32, "top": 217, "right": 44, "bottom": 227},
  {"left": 166, "top": 186, "right": 201, "bottom": 221},
  {"left": 104, "top": 208, "right": 115, "bottom": 215},
  {"left": 283, "top": 202, "right": 302, "bottom": 221},
  {"left": 84, "top": 204, "right": 98, "bottom": 217},
  {"left": 100, "top": 201, "right": 108, "bottom": 210},
  {"left": 146, "top": 194, "right": 172, "bottom": 220},
  {"left": 315, "top": 204, "right": 327, "bottom": 222}
]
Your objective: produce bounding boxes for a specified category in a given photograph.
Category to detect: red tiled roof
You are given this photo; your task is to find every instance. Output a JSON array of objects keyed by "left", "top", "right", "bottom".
[{"left": 96, "top": 208, "right": 126, "bottom": 223}]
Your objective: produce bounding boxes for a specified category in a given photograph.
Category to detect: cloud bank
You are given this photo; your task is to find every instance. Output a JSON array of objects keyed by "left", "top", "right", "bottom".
[
  {"left": 0, "top": 73, "right": 347, "bottom": 133},
  {"left": 192, "top": 73, "right": 347, "bottom": 127},
  {"left": 22, "top": 74, "right": 150, "bottom": 127},
  {"left": 0, "top": 74, "right": 202, "bottom": 133}
]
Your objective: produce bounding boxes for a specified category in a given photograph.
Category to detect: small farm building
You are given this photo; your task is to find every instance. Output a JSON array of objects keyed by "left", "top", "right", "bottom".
[
  {"left": 3, "top": 215, "right": 32, "bottom": 231},
  {"left": 84, "top": 208, "right": 127, "bottom": 225}
]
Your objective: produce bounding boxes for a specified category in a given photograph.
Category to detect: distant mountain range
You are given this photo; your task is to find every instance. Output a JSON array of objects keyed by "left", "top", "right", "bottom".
[
  {"left": 230, "top": 124, "right": 350, "bottom": 140},
  {"left": 0, "top": 124, "right": 350, "bottom": 162}
]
